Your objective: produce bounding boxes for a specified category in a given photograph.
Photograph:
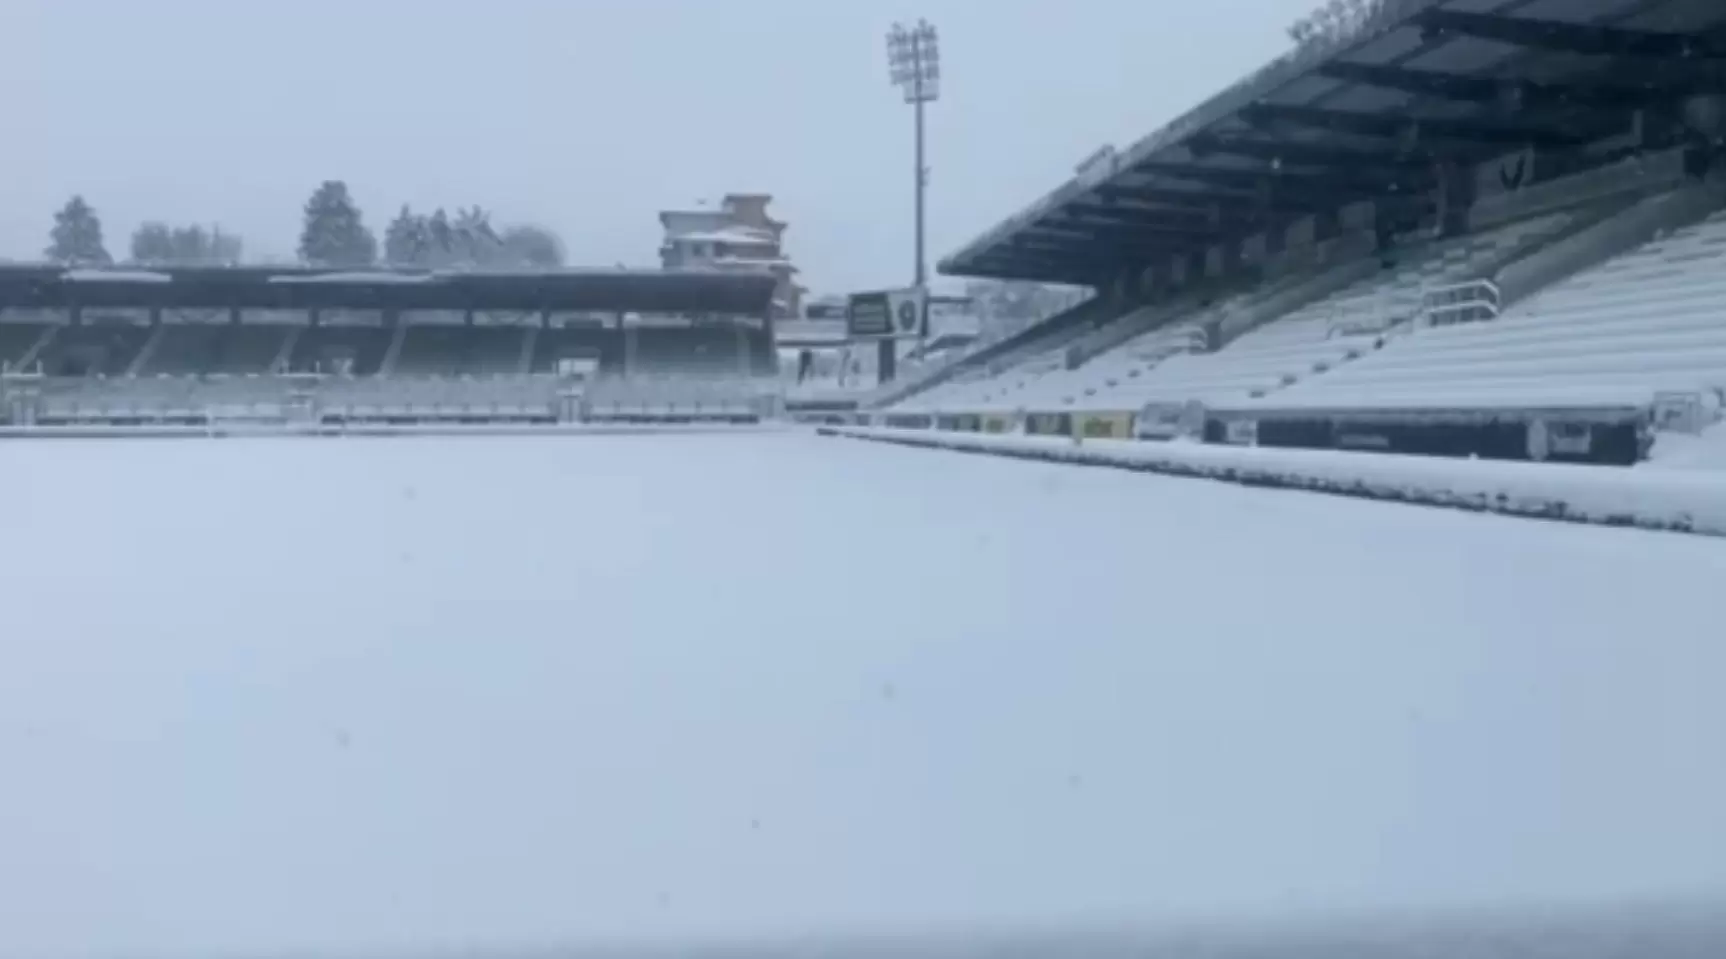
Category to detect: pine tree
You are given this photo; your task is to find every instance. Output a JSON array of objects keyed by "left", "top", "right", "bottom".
[
  {"left": 169, "top": 224, "right": 211, "bottom": 263},
  {"left": 129, "top": 221, "right": 175, "bottom": 264},
  {"left": 450, "top": 206, "right": 503, "bottom": 266},
  {"left": 45, "top": 195, "right": 113, "bottom": 265},
  {"left": 425, "top": 208, "right": 454, "bottom": 267},
  {"left": 209, "top": 226, "right": 243, "bottom": 265},
  {"left": 131, "top": 221, "right": 242, "bottom": 265},
  {"left": 298, "top": 180, "right": 378, "bottom": 267},
  {"left": 501, "top": 224, "right": 564, "bottom": 269},
  {"left": 384, "top": 205, "right": 429, "bottom": 266}
]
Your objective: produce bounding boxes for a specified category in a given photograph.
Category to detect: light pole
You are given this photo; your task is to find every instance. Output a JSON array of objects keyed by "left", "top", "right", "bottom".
[{"left": 883, "top": 19, "right": 939, "bottom": 383}]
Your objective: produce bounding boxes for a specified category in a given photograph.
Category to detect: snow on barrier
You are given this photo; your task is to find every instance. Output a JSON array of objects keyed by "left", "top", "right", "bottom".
[{"left": 822, "top": 426, "right": 1726, "bottom": 538}]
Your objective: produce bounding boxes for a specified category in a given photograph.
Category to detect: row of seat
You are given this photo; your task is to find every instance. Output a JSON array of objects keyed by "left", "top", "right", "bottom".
[
  {"left": 894, "top": 211, "right": 1570, "bottom": 415},
  {"left": 1231, "top": 207, "right": 1726, "bottom": 413},
  {"left": 26, "top": 372, "right": 572, "bottom": 421}
]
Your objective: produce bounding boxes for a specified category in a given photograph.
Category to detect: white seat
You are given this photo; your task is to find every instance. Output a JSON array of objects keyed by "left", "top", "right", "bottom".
[{"left": 1232, "top": 200, "right": 1726, "bottom": 415}]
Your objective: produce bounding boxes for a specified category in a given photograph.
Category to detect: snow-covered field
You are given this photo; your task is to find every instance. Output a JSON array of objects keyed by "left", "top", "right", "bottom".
[{"left": 2, "top": 432, "right": 1724, "bottom": 959}]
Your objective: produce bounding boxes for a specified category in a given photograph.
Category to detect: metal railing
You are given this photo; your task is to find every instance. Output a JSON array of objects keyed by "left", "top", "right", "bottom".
[
  {"left": 2, "top": 371, "right": 588, "bottom": 427},
  {"left": 1420, "top": 279, "right": 1502, "bottom": 328},
  {"left": 1327, "top": 289, "right": 1424, "bottom": 337}
]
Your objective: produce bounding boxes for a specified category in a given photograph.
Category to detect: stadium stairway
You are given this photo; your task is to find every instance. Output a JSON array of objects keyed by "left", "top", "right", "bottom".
[
  {"left": 271, "top": 327, "right": 304, "bottom": 372},
  {"left": 0, "top": 321, "right": 51, "bottom": 371},
  {"left": 380, "top": 322, "right": 409, "bottom": 375},
  {"left": 518, "top": 326, "right": 539, "bottom": 373}
]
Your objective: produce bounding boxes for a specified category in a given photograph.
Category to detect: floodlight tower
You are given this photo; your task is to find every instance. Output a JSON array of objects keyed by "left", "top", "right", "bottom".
[{"left": 882, "top": 19, "right": 939, "bottom": 383}]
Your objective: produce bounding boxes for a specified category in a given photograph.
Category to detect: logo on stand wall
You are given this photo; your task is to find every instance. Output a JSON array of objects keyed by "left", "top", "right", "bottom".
[
  {"left": 1499, "top": 153, "right": 1529, "bottom": 192},
  {"left": 896, "top": 298, "right": 919, "bottom": 333}
]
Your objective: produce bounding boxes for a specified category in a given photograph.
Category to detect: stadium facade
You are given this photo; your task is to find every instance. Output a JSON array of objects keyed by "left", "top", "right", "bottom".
[{"left": 872, "top": 0, "right": 1726, "bottom": 467}]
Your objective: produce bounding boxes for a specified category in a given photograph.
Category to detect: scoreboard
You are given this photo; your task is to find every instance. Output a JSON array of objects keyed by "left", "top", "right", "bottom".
[{"left": 846, "top": 287, "right": 927, "bottom": 340}]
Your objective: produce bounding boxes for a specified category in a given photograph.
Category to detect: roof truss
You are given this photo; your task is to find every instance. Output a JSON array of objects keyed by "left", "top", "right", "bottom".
[{"left": 1416, "top": 9, "right": 1726, "bottom": 59}]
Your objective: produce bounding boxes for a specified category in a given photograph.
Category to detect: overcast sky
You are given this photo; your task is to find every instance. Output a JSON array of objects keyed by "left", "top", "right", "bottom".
[{"left": 1, "top": 0, "right": 1313, "bottom": 293}]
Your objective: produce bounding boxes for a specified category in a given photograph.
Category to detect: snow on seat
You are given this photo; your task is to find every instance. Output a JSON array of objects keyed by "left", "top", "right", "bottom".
[
  {"left": 1023, "top": 214, "right": 1568, "bottom": 413},
  {"left": 997, "top": 321, "right": 1208, "bottom": 411},
  {"left": 898, "top": 347, "right": 1068, "bottom": 412},
  {"left": 1231, "top": 205, "right": 1726, "bottom": 416}
]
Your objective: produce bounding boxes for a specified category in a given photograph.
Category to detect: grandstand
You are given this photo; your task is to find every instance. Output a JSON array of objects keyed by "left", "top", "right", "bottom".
[
  {"left": 0, "top": 265, "right": 782, "bottom": 429},
  {"left": 875, "top": 0, "right": 1726, "bottom": 467},
  {"left": 7, "top": 1, "right": 1726, "bottom": 465}
]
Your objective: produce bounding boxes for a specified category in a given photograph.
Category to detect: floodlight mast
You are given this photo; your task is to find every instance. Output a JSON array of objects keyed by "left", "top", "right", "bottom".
[{"left": 881, "top": 19, "right": 940, "bottom": 384}]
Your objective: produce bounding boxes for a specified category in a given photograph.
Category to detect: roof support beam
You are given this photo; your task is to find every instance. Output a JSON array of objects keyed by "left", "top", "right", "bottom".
[
  {"left": 1093, "top": 183, "right": 1330, "bottom": 215},
  {"left": 961, "top": 253, "right": 1132, "bottom": 283},
  {"left": 958, "top": 262, "right": 1098, "bottom": 283},
  {"left": 1134, "top": 161, "right": 1426, "bottom": 202},
  {"left": 1034, "top": 217, "right": 1227, "bottom": 242},
  {"left": 1011, "top": 234, "right": 1178, "bottom": 260},
  {"left": 1240, "top": 103, "right": 1586, "bottom": 148},
  {"left": 1011, "top": 243, "right": 1182, "bottom": 268},
  {"left": 1416, "top": 9, "right": 1726, "bottom": 60},
  {"left": 1318, "top": 61, "right": 1722, "bottom": 112},
  {"left": 1188, "top": 131, "right": 1441, "bottom": 170},
  {"left": 1061, "top": 202, "right": 1224, "bottom": 228}
]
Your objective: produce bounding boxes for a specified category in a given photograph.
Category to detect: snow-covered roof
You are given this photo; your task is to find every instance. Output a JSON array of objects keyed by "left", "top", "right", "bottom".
[
  {"left": 667, "top": 227, "right": 776, "bottom": 245},
  {"left": 713, "top": 255, "right": 795, "bottom": 271},
  {"left": 62, "top": 269, "right": 172, "bottom": 283},
  {"left": 0, "top": 263, "right": 779, "bottom": 315}
]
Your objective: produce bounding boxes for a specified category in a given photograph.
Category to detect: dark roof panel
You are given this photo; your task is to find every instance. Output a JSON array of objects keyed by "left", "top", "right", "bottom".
[
  {"left": 939, "top": 0, "right": 1720, "bottom": 286},
  {"left": 0, "top": 265, "right": 777, "bottom": 315}
]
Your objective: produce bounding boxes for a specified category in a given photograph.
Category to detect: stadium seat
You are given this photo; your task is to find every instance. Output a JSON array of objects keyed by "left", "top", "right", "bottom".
[
  {"left": 896, "top": 212, "right": 1570, "bottom": 416},
  {"left": 1235, "top": 207, "right": 1726, "bottom": 414}
]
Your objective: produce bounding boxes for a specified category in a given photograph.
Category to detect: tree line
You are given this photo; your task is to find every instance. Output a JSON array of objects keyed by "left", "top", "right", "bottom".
[{"left": 40, "top": 181, "right": 565, "bottom": 270}]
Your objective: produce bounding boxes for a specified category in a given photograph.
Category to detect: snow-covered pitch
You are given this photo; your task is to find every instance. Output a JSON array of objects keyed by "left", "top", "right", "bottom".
[{"left": 2, "top": 432, "right": 1723, "bottom": 959}]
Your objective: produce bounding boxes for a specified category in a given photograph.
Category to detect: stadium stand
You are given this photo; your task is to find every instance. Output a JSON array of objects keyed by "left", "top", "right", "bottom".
[
  {"left": 0, "top": 266, "right": 779, "bottom": 429},
  {"left": 32, "top": 318, "right": 152, "bottom": 377},
  {"left": 140, "top": 313, "right": 293, "bottom": 375},
  {"left": 1230, "top": 208, "right": 1726, "bottom": 418},
  {"left": 872, "top": 0, "right": 1726, "bottom": 466},
  {"left": 7, "top": 2, "right": 1726, "bottom": 464},
  {"left": 902, "top": 210, "right": 1574, "bottom": 416}
]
